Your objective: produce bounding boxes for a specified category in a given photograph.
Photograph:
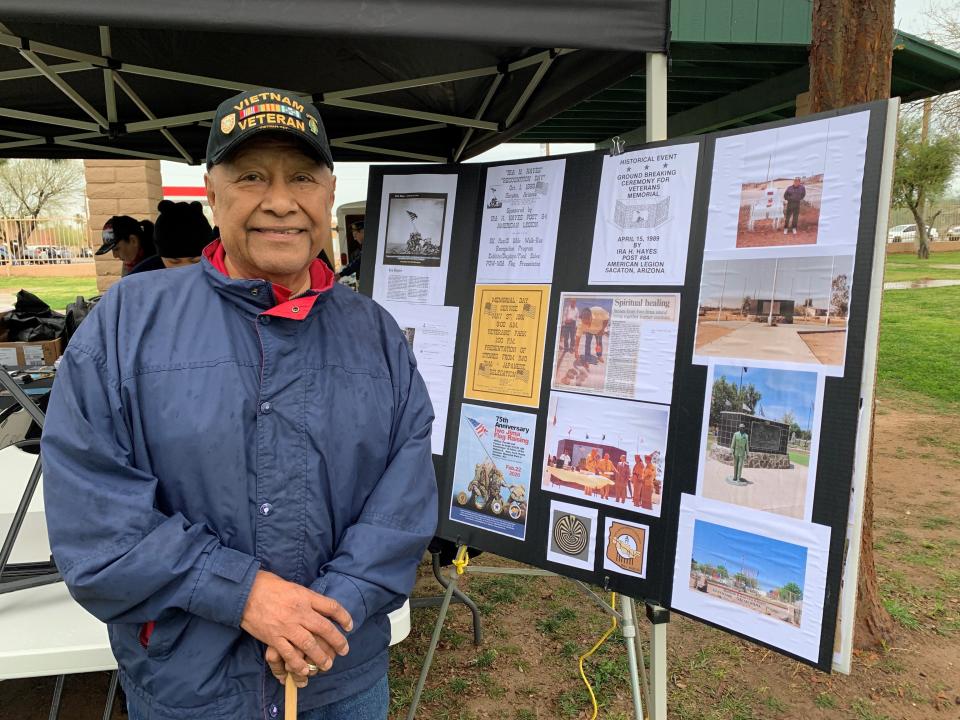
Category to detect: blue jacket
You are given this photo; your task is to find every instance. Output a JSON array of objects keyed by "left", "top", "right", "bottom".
[{"left": 41, "top": 255, "right": 438, "bottom": 718}]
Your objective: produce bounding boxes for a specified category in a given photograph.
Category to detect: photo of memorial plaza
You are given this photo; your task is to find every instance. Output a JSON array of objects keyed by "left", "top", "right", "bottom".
[
  {"left": 689, "top": 520, "right": 807, "bottom": 627},
  {"left": 694, "top": 254, "right": 854, "bottom": 370},
  {"left": 702, "top": 365, "right": 818, "bottom": 519}
]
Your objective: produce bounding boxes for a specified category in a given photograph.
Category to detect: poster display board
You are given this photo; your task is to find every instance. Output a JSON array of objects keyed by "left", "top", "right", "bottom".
[{"left": 360, "top": 100, "right": 894, "bottom": 672}]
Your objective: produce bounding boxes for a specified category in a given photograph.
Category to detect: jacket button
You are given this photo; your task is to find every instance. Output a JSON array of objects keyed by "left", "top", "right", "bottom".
[
  {"left": 260, "top": 401, "right": 272, "bottom": 414},
  {"left": 268, "top": 704, "right": 278, "bottom": 717},
  {"left": 291, "top": 305, "right": 300, "bottom": 313},
  {"left": 259, "top": 315, "right": 271, "bottom": 325},
  {"left": 259, "top": 502, "right": 273, "bottom": 516}
]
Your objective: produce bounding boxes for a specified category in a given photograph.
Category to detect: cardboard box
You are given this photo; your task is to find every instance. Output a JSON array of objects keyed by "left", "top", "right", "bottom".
[{"left": 0, "top": 337, "right": 63, "bottom": 369}]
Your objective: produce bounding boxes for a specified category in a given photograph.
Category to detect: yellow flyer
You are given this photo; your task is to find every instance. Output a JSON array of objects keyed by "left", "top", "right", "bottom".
[{"left": 465, "top": 284, "right": 550, "bottom": 408}]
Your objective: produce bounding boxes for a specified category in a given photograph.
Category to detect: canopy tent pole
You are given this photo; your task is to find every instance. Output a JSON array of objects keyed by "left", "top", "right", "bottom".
[{"left": 642, "top": 51, "right": 670, "bottom": 720}]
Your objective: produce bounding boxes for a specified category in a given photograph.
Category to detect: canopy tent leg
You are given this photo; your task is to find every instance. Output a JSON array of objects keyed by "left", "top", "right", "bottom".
[
  {"left": 645, "top": 52, "right": 668, "bottom": 142},
  {"left": 619, "top": 595, "right": 645, "bottom": 720},
  {"left": 102, "top": 671, "right": 120, "bottom": 720}
]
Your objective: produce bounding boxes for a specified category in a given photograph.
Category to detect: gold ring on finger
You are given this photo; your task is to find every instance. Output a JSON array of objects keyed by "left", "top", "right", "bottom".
[{"left": 306, "top": 663, "right": 319, "bottom": 673}]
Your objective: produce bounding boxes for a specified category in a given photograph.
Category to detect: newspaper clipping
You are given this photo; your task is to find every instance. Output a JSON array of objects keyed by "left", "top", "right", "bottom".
[{"left": 551, "top": 292, "right": 679, "bottom": 405}]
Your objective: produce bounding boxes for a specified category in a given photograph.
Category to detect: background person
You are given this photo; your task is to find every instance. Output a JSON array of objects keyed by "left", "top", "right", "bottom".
[
  {"left": 154, "top": 199, "right": 214, "bottom": 268},
  {"left": 337, "top": 220, "right": 364, "bottom": 279},
  {"left": 95, "top": 215, "right": 160, "bottom": 275},
  {"left": 42, "top": 87, "right": 437, "bottom": 720}
]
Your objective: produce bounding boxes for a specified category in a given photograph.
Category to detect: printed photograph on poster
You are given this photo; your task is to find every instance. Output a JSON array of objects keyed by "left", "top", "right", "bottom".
[
  {"left": 693, "top": 254, "right": 854, "bottom": 374},
  {"left": 705, "top": 111, "right": 869, "bottom": 251},
  {"left": 546, "top": 500, "right": 598, "bottom": 571},
  {"left": 449, "top": 404, "right": 537, "bottom": 541},
  {"left": 698, "top": 364, "right": 823, "bottom": 520},
  {"left": 476, "top": 159, "right": 565, "bottom": 284},
  {"left": 589, "top": 142, "right": 699, "bottom": 285},
  {"left": 542, "top": 392, "right": 670, "bottom": 518},
  {"left": 382, "top": 302, "right": 459, "bottom": 455},
  {"left": 603, "top": 516, "right": 649, "bottom": 579},
  {"left": 551, "top": 292, "right": 679, "bottom": 405},
  {"left": 671, "top": 494, "right": 830, "bottom": 662},
  {"left": 383, "top": 193, "right": 446, "bottom": 266},
  {"left": 465, "top": 284, "right": 550, "bottom": 408},
  {"left": 372, "top": 174, "right": 457, "bottom": 306}
]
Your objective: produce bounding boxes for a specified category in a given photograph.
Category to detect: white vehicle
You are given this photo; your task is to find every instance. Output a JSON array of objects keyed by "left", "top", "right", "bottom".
[
  {"left": 887, "top": 223, "right": 939, "bottom": 243},
  {"left": 946, "top": 225, "right": 960, "bottom": 241}
]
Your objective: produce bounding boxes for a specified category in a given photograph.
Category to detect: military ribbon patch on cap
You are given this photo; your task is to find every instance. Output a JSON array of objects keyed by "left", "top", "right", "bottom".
[
  {"left": 308, "top": 116, "right": 319, "bottom": 135},
  {"left": 220, "top": 113, "right": 236, "bottom": 134}
]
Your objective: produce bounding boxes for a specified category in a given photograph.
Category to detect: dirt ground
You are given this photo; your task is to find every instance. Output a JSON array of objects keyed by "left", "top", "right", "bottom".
[
  {"left": 1, "top": 400, "right": 957, "bottom": 719},
  {"left": 735, "top": 204, "right": 820, "bottom": 248},
  {"left": 797, "top": 330, "right": 846, "bottom": 365}
]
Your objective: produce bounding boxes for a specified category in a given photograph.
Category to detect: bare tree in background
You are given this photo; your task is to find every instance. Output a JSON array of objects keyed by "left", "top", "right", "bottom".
[
  {"left": 0, "top": 159, "right": 85, "bottom": 259},
  {"left": 0, "top": 158, "right": 84, "bottom": 218},
  {"left": 910, "top": 2, "right": 960, "bottom": 133}
]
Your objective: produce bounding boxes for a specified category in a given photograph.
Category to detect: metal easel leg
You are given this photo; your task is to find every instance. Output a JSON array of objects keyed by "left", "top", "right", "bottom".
[
  {"left": 47, "top": 675, "right": 65, "bottom": 720},
  {"left": 430, "top": 551, "right": 482, "bottom": 645},
  {"left": 619, "top": 595, "right": 645, "bottom": 720},
  {"left": 406, "top": 561, "right": 461, "bottom": 720},
  {"left": 630, "top": 598, "right": 652, "bottom": 708},
  {"left": 645, "top": 602, "right": 670, "bottom": 720}
]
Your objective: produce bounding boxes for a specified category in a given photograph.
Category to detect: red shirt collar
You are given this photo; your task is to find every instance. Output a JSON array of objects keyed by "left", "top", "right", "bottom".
[{"left": 203, "top": 239, "right": 335, "bottom": 320}]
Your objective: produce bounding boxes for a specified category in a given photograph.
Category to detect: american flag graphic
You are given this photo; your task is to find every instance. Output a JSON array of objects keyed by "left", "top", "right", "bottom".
[
  {"left": 468, "top": 417, "right": 487, "bottom": 438},
  {"left": 406, "top": 210, "right": 419, "bottom": 222}
]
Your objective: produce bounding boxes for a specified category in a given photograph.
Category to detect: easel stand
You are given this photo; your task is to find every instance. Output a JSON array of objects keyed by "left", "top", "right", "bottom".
[{"left": 406, "top": 547, "right": 669, "bottom": 720}]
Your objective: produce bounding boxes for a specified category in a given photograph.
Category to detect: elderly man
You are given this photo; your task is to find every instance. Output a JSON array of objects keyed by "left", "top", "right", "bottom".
[{"left": 41, "top": 88, "right": 438, "bottom": 720}]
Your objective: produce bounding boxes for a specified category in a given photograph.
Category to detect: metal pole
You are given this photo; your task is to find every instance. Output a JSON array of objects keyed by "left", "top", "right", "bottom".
[
  {"left": 645, "top": 53, "right": 668, "bottom": 142},
  {"left": 406, "top": 566, "right": 460, "bottom": 720},
  {"left": 619, "top": 595, "right": 645, "bottom": 720},
  {"left": 645, "top": 603, "right": 670, "bottom": 720}
]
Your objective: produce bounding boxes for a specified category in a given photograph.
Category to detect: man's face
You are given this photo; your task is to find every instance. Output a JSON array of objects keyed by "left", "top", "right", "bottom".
[
  {"left": 205, "top": 135, "right": 336, "bottom": 284},
  {"left": 353, "top": 226, "right": 365, "bottom": 245},
  {"left": 793, "top": 178, "right": 801, "bottom": 186}
]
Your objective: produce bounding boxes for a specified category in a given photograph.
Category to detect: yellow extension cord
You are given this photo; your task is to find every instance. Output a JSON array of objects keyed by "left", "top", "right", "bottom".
[{"left": 578, "top": 592, "right": 618, "bottom": 720}]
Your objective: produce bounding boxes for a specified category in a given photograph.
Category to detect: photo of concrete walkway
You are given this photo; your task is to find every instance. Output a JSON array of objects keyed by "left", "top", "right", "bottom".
[
  {"left": 702, "top": 453, "right": 808, "bottom": 519},
  {"left": 695, "top": 320, "right": 846, "bottom": 365}
]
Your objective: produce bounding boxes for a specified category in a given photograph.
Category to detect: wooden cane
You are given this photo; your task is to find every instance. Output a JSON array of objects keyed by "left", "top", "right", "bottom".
[{"left": 285, "top": 672, "right": 297, "bottom": 720}]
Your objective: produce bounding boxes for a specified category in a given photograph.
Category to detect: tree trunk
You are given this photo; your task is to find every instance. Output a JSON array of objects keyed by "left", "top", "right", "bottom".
[{"left": 808, "top": 0, "right": 897, "bottom": 651}]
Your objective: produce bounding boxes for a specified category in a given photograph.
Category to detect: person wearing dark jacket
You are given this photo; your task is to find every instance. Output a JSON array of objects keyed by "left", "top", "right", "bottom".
[
  {"left": 95, "top": 215, "right": 161, "bottom": 275},
  {"left": 154, "top": 199, "right": 214, "bottom": 268},
  {"left": 42, "top": 87, "right": 437, "bottom": 720},
  {"left": 783, "top": 177, "right": 806, "bottom": 235}
]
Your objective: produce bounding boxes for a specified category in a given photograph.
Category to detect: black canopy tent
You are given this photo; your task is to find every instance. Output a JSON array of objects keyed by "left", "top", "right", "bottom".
[{"left": 0, "top": 1, "right": 670, "bottom": 164}]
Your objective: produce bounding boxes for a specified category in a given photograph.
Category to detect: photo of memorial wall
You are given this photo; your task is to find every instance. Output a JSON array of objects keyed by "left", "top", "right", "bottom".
[
  {"left": 689, "top": 520, "right": 807, "bottom": 627},
  {"left": 694, "top": 254, "right": 854, "bottom": 373},
  {"left": 699, "top": 365, "right": 821, "bottom": 519}
]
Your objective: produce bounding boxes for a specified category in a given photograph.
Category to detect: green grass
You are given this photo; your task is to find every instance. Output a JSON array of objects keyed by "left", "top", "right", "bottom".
[
  {"left": 815, "top": 692, "right": 838, "bottom": 709},
  {"left": 0, "top": 274, "right": 98, "bottom": 312},
  {"left": 788, "top": 450, "right": 809, "bottom": 467},
  {"left": 882, "top": 598, "right": 921, "bottom": 630},
  {"left": 877, "top": 285, "right": 960, "bottom": 409},
  {"left": 884, "top": 250, "right": 960, "bottom": 282}
]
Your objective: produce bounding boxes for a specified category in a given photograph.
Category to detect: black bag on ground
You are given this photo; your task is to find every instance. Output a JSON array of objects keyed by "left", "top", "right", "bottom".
[
  {"left": 64, "top": 295, "right": 101, "bottom": 349},
  {"left": 5, "top": 290, "right": 65, "bottom": 341}
]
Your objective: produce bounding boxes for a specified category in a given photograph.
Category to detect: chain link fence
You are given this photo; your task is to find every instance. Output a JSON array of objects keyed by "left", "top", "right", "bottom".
[{"left": 0, "top": 216, "right": 93, "bottom": 266}]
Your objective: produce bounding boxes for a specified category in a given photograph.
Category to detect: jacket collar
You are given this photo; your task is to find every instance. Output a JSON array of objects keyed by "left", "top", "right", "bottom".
[{"left": 200, "top": 239, "right": 336, "bottom": 320}]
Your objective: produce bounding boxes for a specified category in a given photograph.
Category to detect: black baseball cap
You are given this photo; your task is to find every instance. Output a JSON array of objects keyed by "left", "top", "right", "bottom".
[
  {"left": 96, "top": 215, "right": 141, "bottom": 255},
  {"left": 206, "top": 87, "right": 333, "bottom": 170}
]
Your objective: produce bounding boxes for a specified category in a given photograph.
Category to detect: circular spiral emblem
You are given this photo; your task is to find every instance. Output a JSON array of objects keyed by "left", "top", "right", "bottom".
[{"left": 553, "top": 514, "right": 588, "bottom": 556}]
